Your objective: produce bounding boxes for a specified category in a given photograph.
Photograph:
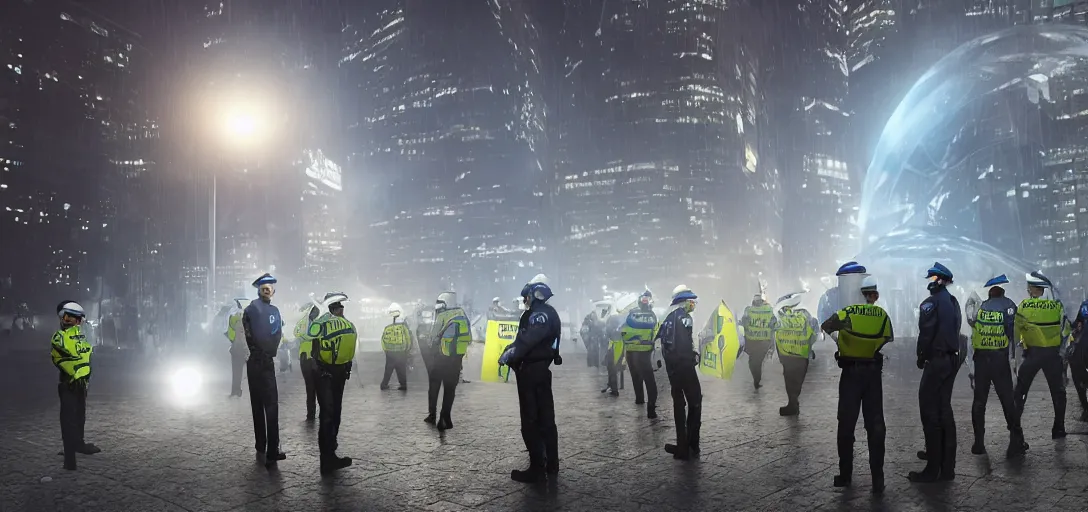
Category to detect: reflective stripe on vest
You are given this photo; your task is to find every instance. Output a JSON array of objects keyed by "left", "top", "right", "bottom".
[
  {"left": 51, "top": 325, "right": 92, "bottom": 380},
  {"left": 436, "top": 309, "right": 471, "bottom": 356},
  {"left": 1017, "top": 298, "right": 1064, "bottom": 348},
  {"left": 835, "top": 304, "right": 890, "bottom": 359},
  {"left": 744, "top": 305, "right": 774, "bottom": 342},
  {"left": 972, "top": 308, "right": 1010, "bottom": 350},
  {"left": 774, "top": 310, "right": 813, "bottom": 358},
  {"left": 621, "top": 310, "right": 657, "bottom": 352},
  {"left": 310, "top": 315, "right": 358, "bottom": 365},
  {"left": 382, "top": 322, "right": 411, "bottom": 352}
]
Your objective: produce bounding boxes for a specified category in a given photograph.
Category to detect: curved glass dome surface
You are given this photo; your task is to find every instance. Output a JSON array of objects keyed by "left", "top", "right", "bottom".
[{"left": 856, "top": 24, "right": 1088, "bottom": 289}]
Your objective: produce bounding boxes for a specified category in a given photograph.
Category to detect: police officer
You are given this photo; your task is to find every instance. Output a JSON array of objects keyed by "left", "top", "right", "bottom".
[
  {"left": 821, "top": 276, "right": 891, "bottom": 494},
  {"left": 659, "top": 285, "right": 701, "bottom": 460},
  {"left": 52, "top": 301, "right": 100, "bottom": 471},
  {"left": 226, "top": 298, "right": 248, "bottom": 398},
  {"left": 1070, "top": 298, "right": 1088, "bottom": 421},
  {"left": 308, "top": 299, "right": 357, "bottom": 474},
  {"left": 416, "top": 306, "right": 436, "bottom": 378},
  {"left": 909, "top": 262, "right": 962, "bottom": 483},
  {"left": 603, "top": 309, "right": 624, "bottom": 396},
  {"left": 773, "top": 292, "right": 817, "bottom": 416},
  {"left": 380, "top": 303, "right": 413, "bottom": 391},
  {"left": 426, "top": 292, "right": 472, "bottom": 430},
  {"left": 965, "top": 275, "right": 1027, "bottom": 458},
  {"left": 500, "top": 275, "right": 562, "bottom": 482},
  {"left": 296, "top": 304, "right": 321, "bottom": 422},
  {"left": 1013, "top": 271, "right": 1071, "bottom": 439},
  {"left": 580, "top": 310, "right": 601, "bottom": 368},
  {"left": 243, "top": 273, "right": 286, "bottom": 467},
  {"left": 621, "top": 291, "right": 659, "bottom": 418},
  {"left": 741, "top": 293, "right": 775, "bottom": 389}
]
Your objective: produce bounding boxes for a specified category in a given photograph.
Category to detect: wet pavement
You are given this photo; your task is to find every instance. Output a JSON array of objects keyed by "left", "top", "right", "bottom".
[{"left": 2, "top": 343, "right": 1088, "bottom": 511}]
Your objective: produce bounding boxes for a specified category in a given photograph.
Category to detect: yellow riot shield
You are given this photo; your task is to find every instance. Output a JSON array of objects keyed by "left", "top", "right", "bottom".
[
  {"left": 699, "top": 301, "right": 741, "bottom": 380},
  {"left": 481, "top": 319, "right": 519, "bottom": 382}
]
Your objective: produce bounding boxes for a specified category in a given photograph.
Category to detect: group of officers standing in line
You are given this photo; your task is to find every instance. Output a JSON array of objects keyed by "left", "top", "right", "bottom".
[{"left": 47, "top": 263, "right": 1088, "bottom": 494}]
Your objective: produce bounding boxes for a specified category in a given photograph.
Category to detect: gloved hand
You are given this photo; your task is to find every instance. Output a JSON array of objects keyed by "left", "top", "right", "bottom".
[
  {"left": 554, "top": 354, "right": 563, "bottom": 366},
  {"left": 498, "top": 346, "right": 516, "bottom": 366},
  {"left": 916, "top": 357, "right": 926, "bottom": 370}
]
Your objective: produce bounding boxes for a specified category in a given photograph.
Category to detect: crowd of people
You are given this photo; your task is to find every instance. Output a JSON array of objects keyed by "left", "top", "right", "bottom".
[{"left": 47, "top": 262, "right": 1088, "bottom": 494}]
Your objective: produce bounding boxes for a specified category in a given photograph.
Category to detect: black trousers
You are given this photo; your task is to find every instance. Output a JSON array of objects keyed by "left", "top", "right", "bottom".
[
  {"left": 246, "top": 357, "right": 280, "bottom": 456},
  {"left": 626, "top": 350, "right": 657, "bottom": 407},
  {"left": 747, "top": 340, "right": 772, "bottom": 385},
  {"left": 606, "top": 343, "right": 623, "bottom": 391},
  {"left": 781, "top": 356, "right": 809, "bottom": 406},
  {"left": 230, "top": 350, "right": 246, "bottom": 396},
  {"left": 918, "top": 353, "right": 958, "bottom": 477},
  {"left": 515, "top": 361, "right": 558, "bottom": 468},
  {"left": 58, "top": 381, "right": 87, "bottom": 467},
  {"left": 972, "top": 350, "right": 1021, "bottom": 441},
  {"left": 382, "top": 352, "right": 408, "bottom": 388},
  {"left": 836, "top": 363, "right": 885, "bottom": 479},
  {"left": 316, "top": 369, "right": 347, "bottom": 459},
  {"left": 428, "top": 356, "right": 462, "bottom": 419},
  {"left": 301, "top": 357, "right": 317, "bottom": 419},
  {"left": 1070, "top": 344, "right": 1088, "bottom": 412},
  {"left": 667, "top": 362, "right": 702, "bottom": 452},
  {"left": 1014, "top": 346, "right": 1066, "bottom": 430}
]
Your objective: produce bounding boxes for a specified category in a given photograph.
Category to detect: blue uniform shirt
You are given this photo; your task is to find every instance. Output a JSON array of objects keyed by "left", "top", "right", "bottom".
[
  {"left": 243, "top": 299, "right": 283, "bottom": 358},
  {"left": 1076, "top": 300, "right": 1088, "bottom": 345},
  {"left": 658, "top": 306, "right": 695, "bottom": 365},
  {"left": 504, "top": 302, "right": 561, "bottom": 367},
  {"left": 917, "top": 287, "right": 962, "bottom": 359}
]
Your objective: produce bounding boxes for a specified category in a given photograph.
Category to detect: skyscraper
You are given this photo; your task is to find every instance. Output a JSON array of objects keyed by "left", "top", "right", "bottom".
[
  {"left": 555, "top": 0, "right": 777, "bottom": 302},
  {"left": 0, "top": 0, "right": 157, "bottom": 310},
  {"left": 341, "top": 0, "right": 548, "bottom": 302}
]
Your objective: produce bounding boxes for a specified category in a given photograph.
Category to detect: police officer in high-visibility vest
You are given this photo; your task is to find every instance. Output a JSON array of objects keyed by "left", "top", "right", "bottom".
[
  {"left": 910, "top": 262, "right": 962, "bottom": 483},
  {"left": 659, "top": 285, "right": 701, "bottom": 460},
  {"left": 243, "top": 273, "right": 286, "bottom": 467},
  {"left": 226, "top": 298, "right": 248, "bottom": 398},
  {"left": 500, "top": 274, "right": 563, "bottom": 483},
  {"left": 308, "top": 299, "right": 358, "bottom": 474},
  {"left": 966, "top": 274, "right": 1027, "bottom": 458},
  {"left": 1070, "top": 299, "right": 1088, "bottom": 421},
  {"left": 741, "top": 293, "right": 775, "bottom": 389},
  {"left": 296, "top": 304, "right": 321, "bottom": 422},
  {"left": 773, "top": 292, "right": 817, "bottom": 416},
  {"left": 380, "top": 302, "right": 413, "bottom": 391},
  {"left": 52, "top": 301, "right": 100, "bottom": 471},
  {"left": 622, "top": 291, "right": 659, "bottom": 418},
  {"left": 426, "top": 292, "right": 472, "bottom": 430},
  {"left": 1013, "top": 271, "right": 1071, "bottom": 440},
  {"left": 821, "top": 276, "right": 891, "bottom": 494}
]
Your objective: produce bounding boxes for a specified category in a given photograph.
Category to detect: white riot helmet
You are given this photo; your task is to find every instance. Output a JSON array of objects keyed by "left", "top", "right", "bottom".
[
  {"left": 860, "top": 276, "right": 879, "bottom": 293},
  {"left": 775, "top": 292, "right": 803, "bottom": 311},
  {"left": 57, "top": 301, "right": 85, "bottom": 319},
  {"left": 435, "top": 291, "right": 457, "bottom": 311},
  {"left": 1025, "top": 271, "right": 1052, "bottom": 289},
  {"left": 492, "top": 297, "right": 501, "bottom": 304},
  {"left": 388, "top": 302, "right": 403, "bottom": 318}
]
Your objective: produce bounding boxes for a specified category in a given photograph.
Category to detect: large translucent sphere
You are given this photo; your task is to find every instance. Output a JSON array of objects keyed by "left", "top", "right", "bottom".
[{"left": 856, "top": 24, "right": 1088, "bottom": 291}]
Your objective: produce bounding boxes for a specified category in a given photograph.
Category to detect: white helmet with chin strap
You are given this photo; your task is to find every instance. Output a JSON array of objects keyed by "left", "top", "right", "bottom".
[
  {"left": 435, "top": 291, "right": 457, "bottom": 311},
  {"left": 775, "top": 292, "right": 803, "bottom": 311},
  {"left": 388, "top": 302, "right": 403, "bottom": 318},
  {"left": 57, "top": 301, "right": 85, "bottom": 319}
]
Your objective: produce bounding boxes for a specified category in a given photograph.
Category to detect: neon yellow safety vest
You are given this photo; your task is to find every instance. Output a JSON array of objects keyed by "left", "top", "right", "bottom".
[
  {"left": 972, "top": 308, "right": 1011, "bottom": 350},
  {"left": 1016, "top": 298, "right": 1066, "bottom": 348},
  {"left": 382, "top": 322, "right": 412, "bottom": 352},
  {"left": 434, "top": 308, "right": 471, "bottom": 357},
  {"left": 295, "top": 316, "right": 314, "bottom": 358},
  {"left": 774, "top": 310, "right": 814, "bottom": 359},
  {"left": 52, "top": 325, "right": 92, "bottom": 381},
  {"left": 743, "top": 304, "right": 774, "bottom": 342},
  {"left": 834, "top": 304, "right": 891, "bottom": 360},
  {"left": 621, "top": 310, "right": 657, "bottom": 352},
  {"left": 226, "top": 312, "right": 243, "bottom": 343},
  {"left": 308, "top": 314, "right": 358, "bottom": 365}
]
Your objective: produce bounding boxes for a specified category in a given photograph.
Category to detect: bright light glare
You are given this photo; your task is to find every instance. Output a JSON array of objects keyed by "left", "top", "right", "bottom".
[
  {"left": 170, "top": 367, "right": 204, "bottom": 400},
  {"left": 226, "top": 112, "right": 257, "bottom": 138}
]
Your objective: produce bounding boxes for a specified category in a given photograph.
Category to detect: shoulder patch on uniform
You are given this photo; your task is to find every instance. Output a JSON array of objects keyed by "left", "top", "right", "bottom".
[
  {"left": 920, "top": 302, "right": 935, "bottom": 314},
  {"left": 530, "top": 312, "right": 548, "bottom": 325},
  {"left": 681, "top": 316, "right": 693, "bottom": 328},
  {"left": 1081, "top": 304, "right": 1088, "bottom": 317},
  {"left": 1008, "top": 307, "right": 1016, "bottom": 316}
]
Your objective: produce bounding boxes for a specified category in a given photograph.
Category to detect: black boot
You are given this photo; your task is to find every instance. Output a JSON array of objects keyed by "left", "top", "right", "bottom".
[
  {"left": 971, "top": 438, "right": 986, "bottom": 455},
  {"left": 908, "top": 428, "right": 942, "bottom": 483},
  {"left": 833, "top": 474, "right": 851, "bottom": 487},
  {"left": 320, "top": 455, "right": 352, "bottom": 475},
  {"left": 664, "top": 443, "right": 690, "bottom": 460},
  {"left": 1053, "top": 424, "right": 1067, "bottom": 439},
  {"left": 1006, "top": 429, "right": 1028, "bottom": 459},
  {"left": 437, "top": 416, "right": 453, "bottom": 431},
  {"left": 424, "top": 414, "right": 436, "bottom": 425},
  {"left": 511, "top": 466, "right": 546, "bottom": 483},
  {"left": 77, "top": 443, "right": 101, "bottom": 455},
  {"left": 872, "top": 471, "right": 885, "bottom": 494},
  {"left": 647, "top": 405, "right": 658, "bottom": 419},
  {"left": 265, "top": 451, "right": 286, "bottom": 468},
  {"left": 779, "top": 403, "right": 799, "bottom": 416}
]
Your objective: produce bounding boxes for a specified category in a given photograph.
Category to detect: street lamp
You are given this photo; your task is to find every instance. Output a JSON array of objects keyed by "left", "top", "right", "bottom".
[{"left": 206, "top": 93, "right": 275, "bottom": 319}]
